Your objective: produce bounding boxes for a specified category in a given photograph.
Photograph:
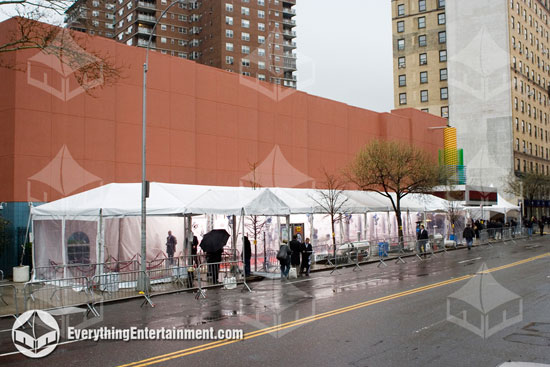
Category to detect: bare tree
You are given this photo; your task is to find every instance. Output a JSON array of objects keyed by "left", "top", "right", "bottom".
[
  {"left": 310, "top": 169, "right": 349, "bottom": 259},
  {"left": 347, "top": 140, "right": 442, "bottom": 248},
  {"left": 507, "top": 172, "right": 550, "bottom": 218},
  {"left": 244, "top": 161, "right": 266, "bottom": 269},
  {"left": 0, "top": 9, "right": 122, "bottom": 92}
]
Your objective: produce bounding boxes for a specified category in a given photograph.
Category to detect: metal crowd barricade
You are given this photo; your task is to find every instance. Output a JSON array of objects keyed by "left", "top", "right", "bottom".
[
  {"left": 90, "top": 270, "right": 154, "bottom": 309},
  {"left": 195, "top": 260, "right": 250, "bottom": 300},
  {"left": 502, "top": 228, "right": 512, "bottom": 242},
  {"left": 23, "top": 276, "right": 98, "bottom": 316},
  {"left": 0, "top": 284, "right": 19, "bottom": 317},
  {"left": 147, "top": 263, "right": 196, "bottom": 293},
  {"left": 414, "top": 239, "right": 432, "bottom": 261},
  {"left": 263, "top": 249, "right": 279, "bottom": 273},
  {"left": 479, "top": 229, "right": 490, "bottom": 246}
]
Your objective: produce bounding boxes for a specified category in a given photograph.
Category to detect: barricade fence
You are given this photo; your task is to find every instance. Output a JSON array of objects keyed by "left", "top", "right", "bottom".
[
  {"left": 0, "top": 284, "right": 19, "bottom": 318},
  {"left": 195, "top": 259, "right": 250, "bottom": 299}
]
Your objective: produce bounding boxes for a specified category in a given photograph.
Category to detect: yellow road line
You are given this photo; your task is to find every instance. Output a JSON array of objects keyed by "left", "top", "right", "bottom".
[{"left": 119, "top": 252, "right": 550, "bottom": 367}]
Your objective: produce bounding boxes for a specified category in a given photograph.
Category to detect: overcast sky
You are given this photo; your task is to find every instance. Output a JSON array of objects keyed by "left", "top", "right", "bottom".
[{"left": 294, "top": 0, "right": 394, "bottom": 112}]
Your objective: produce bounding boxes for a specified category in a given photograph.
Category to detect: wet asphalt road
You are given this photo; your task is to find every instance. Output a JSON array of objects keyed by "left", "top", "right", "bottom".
[{"left": 1, "top": 238, "right": 550, "bottom": 367}]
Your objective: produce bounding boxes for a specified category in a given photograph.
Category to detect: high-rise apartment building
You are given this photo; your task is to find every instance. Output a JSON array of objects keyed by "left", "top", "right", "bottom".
[
  {"left": 65, "top": 0, "right": 297, "bottom": 88},
  {"left": 392, "top": 0, "right": 448, "bottom": 119},
  {"left": 65, "top": 0, "right": 116, "bottom": 38},
  {"left": 392, "top": 0, "right": 550, "bottom": 200}
]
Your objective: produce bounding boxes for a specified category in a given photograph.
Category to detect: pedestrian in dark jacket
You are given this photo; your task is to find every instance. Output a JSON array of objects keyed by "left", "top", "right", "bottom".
[
  {"left": 463, "top": 224, "right": 475, "bottom": 250},
  {"left": 417, "top": 225, "right": 429, "bottom": 257},
  {"left": 300, "top": 238, "right": 313, "bottom": 276},
  {"left": 244, "top": 235, "right": 252, "bottom": 276},
  {"left": 289, "top": 235, "right": 302, "bottom": 270},
  {"left": 277, "top": 242, "right": 291, "bottom": 280},
  {"left": 206, "top": 248, "right": 223, "bottom": 284},
  {"left": 166, "top": 230, "right": 177, "bottom": 265}
]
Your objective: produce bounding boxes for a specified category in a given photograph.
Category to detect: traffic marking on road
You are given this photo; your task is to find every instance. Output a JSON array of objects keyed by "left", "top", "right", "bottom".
[
  {"left": 118, "top": 252, "right": 550, "bottom": 367},
  {"left": 458, "top": 257, "right": 482, "bottom": 264}
]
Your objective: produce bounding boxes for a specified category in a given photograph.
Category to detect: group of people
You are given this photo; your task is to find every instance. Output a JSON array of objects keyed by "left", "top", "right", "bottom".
[{"left": 277, "top": 235, "right": 313, "bottom": 279}]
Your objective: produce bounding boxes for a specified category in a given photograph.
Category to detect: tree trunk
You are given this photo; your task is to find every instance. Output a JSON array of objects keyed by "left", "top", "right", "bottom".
[{"left": 395, "top": 209, "right": 403, "bottom": 251}]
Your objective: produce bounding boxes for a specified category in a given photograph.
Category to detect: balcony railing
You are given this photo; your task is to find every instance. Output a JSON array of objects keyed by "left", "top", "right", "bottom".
[
  {"left": 138, "top": 27, "right": 153, "bottom": 35},
  {"left": 137, "top": 14, "right": 156, "bottom": 22},
  {"left": 137, "top": 1, "right": 156, "bottom": 9},
  {"left": 282, "top": 41, "right": 297, "bottom": 48},
  {"left": 283, "top": 52, "right": 297, "bottom": 59},
  {"left": 282, "top": 19, "right": 296, "bottom": 26},
  {"left": 282, "top": 30, "right": 297, "bottom": 38},
  {"left": 137, "top": 39, "right": 156, "bottom": 48},
  {"left": 282, "top": 7, "right": 296, "bottom": 16}
]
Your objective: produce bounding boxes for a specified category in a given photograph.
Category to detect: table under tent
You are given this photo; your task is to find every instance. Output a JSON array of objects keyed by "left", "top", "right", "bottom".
[{"left": 30, "top": 182, "right": 456, "bottom": 280}]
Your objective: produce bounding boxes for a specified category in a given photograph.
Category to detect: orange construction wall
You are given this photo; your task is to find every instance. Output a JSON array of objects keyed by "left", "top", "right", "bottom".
[{"left": 0, "top": 18, "right": 445, "bottom": 203}]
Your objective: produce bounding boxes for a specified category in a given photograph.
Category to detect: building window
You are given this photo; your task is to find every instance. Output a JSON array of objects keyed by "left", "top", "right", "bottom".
[
  {"left": 420, "top": 71, "right": 428, "bottom": 83},
  {"left": 399, "top": 93, "right": 407, "bottom": 105},
  {"left": 225, "top": 16, "right": 233, "bottom": 25},
  {"left": 241, "top": 6, "right": 250, "bottom": 16},
  {"left": 241, "top": 19, "right": 250, "bottom": 28},
  {"left": 258, "top": 48, "right": 265, "bottom": 56},
  {"left": 258, "top": 23, "right": 265, "bottom": 31},
  {"left": 440, "top": 68, "right": 448, "bottom": 80},
  {"left": 258, "top": 61, "right": 266, "bottom": 69},
  {"left": 419, "top": 35, "right": 427, "bottom": 47},
  {"left": 258, "top": 0, "right": 265, "bottom": 5},
  {"left": 399, "top": 74, "right": 406, "bottom": 87},
  {"left": 161, "top": 37, "right": 167, "bottom": 43},
  {"left": 421, "top": 108, "right": 429, "bottom": 113},
  {"left": 226, "top": 56, "right": 234, "bottom": 64},
  {"left": 161, "top": 24, "right": 167, "bottom": 31},
  {"left": 398, "top": 4, "right": 405, "bottom": 16},
  {"left": 441, "top": 106, "right": 449, "bottom": 118},
  {"left": 515, "top": 118, "right": 519, "bottom": 131},
  {"left": 225, "top": 3, "right": 233, "bottom": 11},
  {"left": 516, "top": 138, "right": 520, "bottom": 150},
  {"left": 439, "top": 49, "right": 447, "bottom": 62},
  {"left": 398, "top": 39, "right": 405, "bottom": 50},
  {"left": 398, "top": 56, "right": 406, "bottom": 68},
  {"left": 242, "top": 45, "right": 250, "bottom": 54},
  {"left": 258, "top": 74, "right": 266, "bottom": 81},
  {"left": 438, "top": 0, "right": 445, "bottom": 8},
  {"left": 418, "top": 16, "right": 426, "bottom": 29},
  {"left": 258, "top": 10, "right": 265, "bottom": 18},
  {"left": 438, "top": 13, "right": 446, "bottom": 25},
  {"left": 397, "top": 21, "right": 404, "bottom": 33},
  {"left": 242, "top": 58, "right": 250, "bottom": 67},
  {"left": 242, "top": 32, "right": 250, "bottom": 41},
  {"left": 226, "top": 29, "right": 233, "bottom": 38},
  {"left": 439, "top": 31, "right": 447, "bottom": 43},
  {"left": 440, "top": 87, "right": 448, "bottom": 100},
  {"left": 226, "top": 42, "right": 234, "bottom": 51},
  {"left": 258, "top": 35, "right": 265, "bottom": 44},
  {"left": 419, "top": 0, "right": 426, "bottom": 11},
  {"left": 419, "top": 53, "right": 427, "bottom": 65},
  {"left": 421, "top": 90, "right": 429, "bottom": 102}
]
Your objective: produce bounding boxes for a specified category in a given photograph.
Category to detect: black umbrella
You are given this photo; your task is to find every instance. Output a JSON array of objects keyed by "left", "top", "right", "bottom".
[{"left": 199, "top": 229, "right": 230, "bottom": 253}]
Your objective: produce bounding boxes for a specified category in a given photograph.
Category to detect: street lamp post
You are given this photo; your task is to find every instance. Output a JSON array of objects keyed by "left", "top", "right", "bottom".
[{"left": 140, "top": 0, "right": 183, "bottom": 291}]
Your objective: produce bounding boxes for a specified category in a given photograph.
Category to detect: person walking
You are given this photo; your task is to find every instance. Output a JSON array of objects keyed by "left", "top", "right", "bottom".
[
  {"left": 166, "top": 230, "right": 177, "bottom": 266},
  {"left": 526, "top": 217, "right": 533, "bottom": 238},
  {"left": 300, "top": 238, "right": 313, "bottom": 276},
  {"left": 538, "top": 218, "right": 544, "bottom": 236},
  {"left": 289, "top": 235, "right": 302, "bottom": 275},
  {"left": 463, "top": 223, "right": 475, "bottom": 250},
  {"left": 243, "top": 235, "right": 252, "bottom": 276},
  {"left": 417, "top": 225, "right": 429, "bottom": 257},
  {"left": 277, "top": 241, "right": 291, "bottom": 280}
]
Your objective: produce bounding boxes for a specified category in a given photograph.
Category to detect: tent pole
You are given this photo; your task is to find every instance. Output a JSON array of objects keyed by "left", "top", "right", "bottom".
[
  {"left": 240, "top": 210, "right": 245, "bottom": 263},
  {"left": 233, "top": 214, "right": 238, "bottom": 261},
  {"left": 286, "top": 215, "right": 291, "bottom": 243},
  {"left": 309, "top": 213, "right": 314, "bottom": 246},
  {"left": 61, "top": 217, "right": 66, "bottom": 278},
  {"left": 98, "top": 209, "right": 104, "bottom": 276},
  {"left": 364, "top": 212, "right": 368, "bottom": 242}
]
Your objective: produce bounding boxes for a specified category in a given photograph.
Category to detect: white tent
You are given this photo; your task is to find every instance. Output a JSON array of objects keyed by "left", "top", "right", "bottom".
[
  {"left": 464, "top": 194, "right": 520, "bottom": 220},
  {"left": 30, "top": 182, "right": 459, "bottom": 276}
]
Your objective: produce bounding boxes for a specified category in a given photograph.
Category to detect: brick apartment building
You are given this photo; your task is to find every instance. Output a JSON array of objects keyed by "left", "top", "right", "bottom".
[
  {"left": 392, "top": 0, "right": 550, "bottom": 200},
  {"left": 65, "top": 0, "right": 297, "bottom": 88}
]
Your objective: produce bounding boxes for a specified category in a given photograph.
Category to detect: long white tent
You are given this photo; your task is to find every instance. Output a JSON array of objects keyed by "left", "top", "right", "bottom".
[{"left": 30, "top": 182, "right": 453, "bottom": 275}]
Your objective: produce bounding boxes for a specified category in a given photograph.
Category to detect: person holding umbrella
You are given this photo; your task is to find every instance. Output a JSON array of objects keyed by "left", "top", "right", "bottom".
[
  {"left": 200, "top": 229, "right": 230, "bottom": 285},
  {"left": 243, "top": 235, "right": 252, "bottom": 277}
]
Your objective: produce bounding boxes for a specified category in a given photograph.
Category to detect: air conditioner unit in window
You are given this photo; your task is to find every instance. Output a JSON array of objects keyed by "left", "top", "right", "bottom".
[{"left": 398, "top": 64, "right": 405, "bottom": 69}]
